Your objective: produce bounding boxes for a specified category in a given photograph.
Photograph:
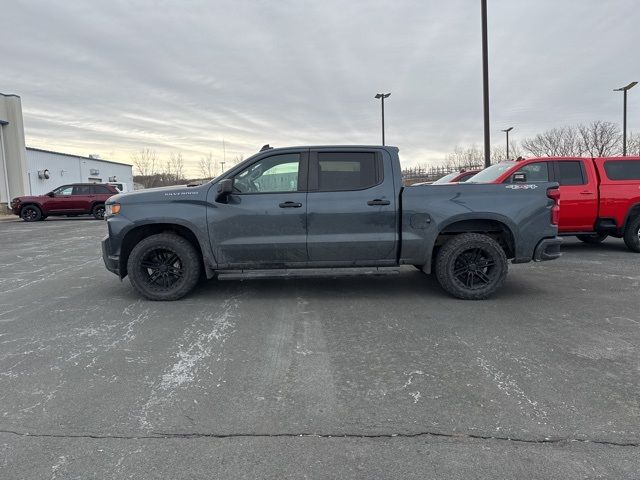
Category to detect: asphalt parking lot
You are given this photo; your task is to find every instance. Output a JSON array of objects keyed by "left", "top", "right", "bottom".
[{"left": 0, "top": 217, "right": 639, "bottom": 479}]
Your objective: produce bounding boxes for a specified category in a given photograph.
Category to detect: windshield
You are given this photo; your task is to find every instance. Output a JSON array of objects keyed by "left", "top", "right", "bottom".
[
  {"left": 466, "top": 162, "right": 516, "bottom": 183},
  {"left": 432, "top": 172, "right": 459, "bottom": 184}
]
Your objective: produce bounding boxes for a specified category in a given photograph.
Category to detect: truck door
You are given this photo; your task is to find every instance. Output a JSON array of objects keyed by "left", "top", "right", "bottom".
[
  {"left": 207, "top": 151, "right": 309, "bottom": 266},
  {"left": 552, "top": 160, "right": 598, "bottom": 232},
  {"left": 306, "top": 149, "right": 397, "bottom": 263}
]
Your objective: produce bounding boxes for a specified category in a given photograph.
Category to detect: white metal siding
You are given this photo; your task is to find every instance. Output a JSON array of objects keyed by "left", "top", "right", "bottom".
[{"left": 26, "top": 149, "right": 133, "bottom": 195}]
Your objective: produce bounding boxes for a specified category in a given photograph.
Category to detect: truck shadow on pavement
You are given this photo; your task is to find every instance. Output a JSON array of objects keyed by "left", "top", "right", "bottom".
[
  {"left": 559, "top": 238, "right": 629, "bottom": 253},
  {"left": 183, "top": 268, "right": 548, "bottom": 303}
]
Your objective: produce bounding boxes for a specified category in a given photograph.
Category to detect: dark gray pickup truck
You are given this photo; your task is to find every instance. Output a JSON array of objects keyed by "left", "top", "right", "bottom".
[{"left": 102, "top": 145, "right": 561, "bottom": 300}]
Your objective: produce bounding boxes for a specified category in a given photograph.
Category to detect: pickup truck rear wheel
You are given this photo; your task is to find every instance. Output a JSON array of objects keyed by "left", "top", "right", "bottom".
[
  {"left": 623, "top": 216, "right": 640, "bottom": 252},
  {"left": 127, "top": 233, "right": 202, "bottom": 301},
  {"left": 576, "top": 233, "right": 608, "bottom": 244},
  {"left": 435, "top": 233, "right": 508, "bottom": 300}
]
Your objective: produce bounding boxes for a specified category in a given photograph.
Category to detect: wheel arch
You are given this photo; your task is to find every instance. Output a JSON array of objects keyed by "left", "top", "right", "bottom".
[
  {"left": 623, "top": 202, "right": 640, "bottom": 232},
  {"left": 424, "top": 217, "right": 516, "bottom": 273},
  {"left": 119, "top": 223, "right": 212, "bottom": 278},
  {"left": 18, "top": 202, "right": 43, "bottom": 212}
]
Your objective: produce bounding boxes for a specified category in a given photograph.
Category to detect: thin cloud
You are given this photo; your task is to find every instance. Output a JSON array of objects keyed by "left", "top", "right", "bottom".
[{"left": 2, "top": 0, "right": 638, "bottom": 174}]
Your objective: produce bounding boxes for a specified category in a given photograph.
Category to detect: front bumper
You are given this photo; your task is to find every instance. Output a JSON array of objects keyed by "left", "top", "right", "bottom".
[
  {"left": 533, "top": 236, "right": 562, "bottom": 261},
  {"left": 101, "top": 235, "right": 121, "bottom": 276}
]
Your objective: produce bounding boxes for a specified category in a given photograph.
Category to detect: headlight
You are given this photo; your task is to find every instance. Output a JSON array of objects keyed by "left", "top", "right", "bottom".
[{"left": 105, "top": 203, "right": 121, "bottom": 217}]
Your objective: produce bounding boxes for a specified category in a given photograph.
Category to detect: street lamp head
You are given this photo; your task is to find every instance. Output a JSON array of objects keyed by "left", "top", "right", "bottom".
[
  {"left": 375, "top": 93, "right": 391, "bottom": 99},
  {"left": 614, "top": 81, "right": 638, "bottom": 92},
  {"left": 502, "top": 127, "right": 514, "bottom": 133}
]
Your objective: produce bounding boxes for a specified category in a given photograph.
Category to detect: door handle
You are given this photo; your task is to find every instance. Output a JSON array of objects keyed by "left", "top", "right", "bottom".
[
  {"left": 279, "top": 201, "right": 302, "bottom": 208},
  {"left": 367, "top": 199, "right": 391, "bottom": 206},
  {"left": 579, "top": 191, "right": 593, "bottom": 195}
]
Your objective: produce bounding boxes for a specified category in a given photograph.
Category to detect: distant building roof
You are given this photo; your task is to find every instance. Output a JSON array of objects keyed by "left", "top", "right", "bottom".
[{"left": 26, "top": 147, "right": 132, "bottom": 167}]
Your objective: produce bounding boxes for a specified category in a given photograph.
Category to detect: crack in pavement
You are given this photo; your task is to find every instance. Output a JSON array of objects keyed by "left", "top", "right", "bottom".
[{"left": 1, "top": 429, "right": 638, "bottom": 447}]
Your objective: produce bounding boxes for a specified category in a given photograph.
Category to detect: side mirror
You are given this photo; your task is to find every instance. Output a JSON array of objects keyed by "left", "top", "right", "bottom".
[
  {"left": 47, "top": 192, "right": 55, "bottom": 197},
  {"left": 513, "top": 172, "right": 527, "bottom": 183},
  {"left": 217, "top": 179, "right": 234, "bottom": 194}
]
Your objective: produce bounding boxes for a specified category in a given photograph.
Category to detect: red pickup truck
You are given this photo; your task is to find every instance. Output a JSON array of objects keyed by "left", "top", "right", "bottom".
[{"left": 469, "top": 157, "right": 640, "bottom": 252}]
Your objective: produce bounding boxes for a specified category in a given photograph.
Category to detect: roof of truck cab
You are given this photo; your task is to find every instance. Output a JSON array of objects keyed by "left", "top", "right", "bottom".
[{"left": 256, "top": 145, "right": 399, "bottom": 151}]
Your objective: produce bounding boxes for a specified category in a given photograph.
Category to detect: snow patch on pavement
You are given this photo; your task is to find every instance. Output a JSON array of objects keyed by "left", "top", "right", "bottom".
[{"left": 138, "top": 297, "right": 238, "bottom": 430}]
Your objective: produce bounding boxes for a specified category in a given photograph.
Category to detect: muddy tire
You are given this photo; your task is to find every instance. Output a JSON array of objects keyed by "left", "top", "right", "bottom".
[
  {"left": 127, "top": 233, "right": 202, "bottom": 301},
  {"left": 435, "top": 233, "right": 508, "bottom": 300}
]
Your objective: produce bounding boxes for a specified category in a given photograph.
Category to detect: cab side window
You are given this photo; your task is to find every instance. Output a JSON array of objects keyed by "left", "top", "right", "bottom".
[
  {"left": 555, "top": 161, "right": 585, "bottom": 185},
  {"left": 513, "top": 162, "right": 549, "bottom": 182},
  {"left": 233, "top": 153, "right": 301, "bottom": 193},
  {"left": 315, "top": 152, "right": 381, "bottom": 191}
]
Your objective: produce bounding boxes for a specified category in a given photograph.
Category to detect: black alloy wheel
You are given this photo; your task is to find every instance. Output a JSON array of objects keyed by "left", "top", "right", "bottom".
[
  {"left": 451, "top": 247, "right": 499, "bottom": 290},
  {"left": 20, "top": 205, "right": 42, "bottom": 222},
  {"left": 92, "top": 204, "right": 106, "bottom": 220},
  {"left": 139, "top": 248, "right": 184, "bottom": 289},
  {"left": 127, "top": 233, "right": 202, "bottom": 300},
  {"left": 435, "top": 233, "right": 508, "bottom": 300}
]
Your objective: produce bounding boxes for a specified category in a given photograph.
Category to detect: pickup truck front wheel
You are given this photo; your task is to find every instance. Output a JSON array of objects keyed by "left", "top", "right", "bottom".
[
  {"left": 127, "top": 233, "right": 202, "bottom": 301},
  {"left": 623, "top": 216, "right": 640, "bottom": 252},
  {"left": 435, "top": 233, "right": 508, "bottom": 300}
]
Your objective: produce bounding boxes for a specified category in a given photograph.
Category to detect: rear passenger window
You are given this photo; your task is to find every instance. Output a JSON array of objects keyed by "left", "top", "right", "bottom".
[
  {"left": 316, "top": 152, "right": 381, "bottom": 191},
  {"left": 604, "top": 160, "right": 640, "bottom": 180},
  {"left": 556, "top": 161, "right": 585, "bottom": 185},
  {"left": 73, "top": 185, "right": 93, "bottom": 195},
  {"left": 92, "top": 185, "right": 112, "bottom": 194},
  {"left": 512, "top": 162, "right": 549, "bottom": 182}
]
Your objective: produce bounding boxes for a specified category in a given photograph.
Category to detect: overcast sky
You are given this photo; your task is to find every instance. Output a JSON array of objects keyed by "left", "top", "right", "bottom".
[{"left": 2, "top": 0, "right": 639, "bottom": 175}]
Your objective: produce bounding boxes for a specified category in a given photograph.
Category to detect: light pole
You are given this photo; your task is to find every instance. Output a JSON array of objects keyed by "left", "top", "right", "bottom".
[
  {"left": 481, "top": 0, "right": 491, "bottom": 167},
  {"left": 502, "top": 127, "right": 513, "bottom": 159},
  {"left": 374, "top": 93, "right": 391, "bottom": 145},
  {"left": 614, "top": 81, "right": 637, "bottom": 156}
]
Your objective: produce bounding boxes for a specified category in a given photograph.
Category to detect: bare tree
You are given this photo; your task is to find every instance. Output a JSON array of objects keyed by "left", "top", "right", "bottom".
[
  {"left": 231, "top": 155, "right": 244, "bottom": 170},
  {"left": 444, "top": 145, "right": 485, "bottom": 170},
  {"left": 578, "top": 121, "right": 622, "bottom": 157},
  {"left": 167, "top": 152, "right": 186, "bottom": 183},
  {"left": 198, "top": 152, "right": 217, "bottom": 180},
  {"left": 131, "top": 148, "right": 159, "bottom": 187},
  {"left": 521, "top": 126, "right": 584, "bottom": 157},
  {"left": 491, "top": 141, "right": 522, "bottom": 162},
  {"left": 628, "top": 132, "right": 640, "bottom": 156}
]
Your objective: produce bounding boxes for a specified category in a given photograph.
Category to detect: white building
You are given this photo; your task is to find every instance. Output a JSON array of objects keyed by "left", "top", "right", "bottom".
[
  {"left": 25, "top": 148, "right": 133, "bottom": 196},
  {"left": 0, "top": 92, "right": 133, "bottom": 207}
]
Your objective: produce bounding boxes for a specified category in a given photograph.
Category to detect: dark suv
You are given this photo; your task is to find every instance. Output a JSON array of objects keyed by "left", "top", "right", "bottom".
[{"left": 10, "top": 183, "right": 119, "bottom": 221}]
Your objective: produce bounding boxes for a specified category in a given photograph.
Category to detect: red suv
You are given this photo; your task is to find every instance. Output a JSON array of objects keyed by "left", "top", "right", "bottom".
[{"left": 10, "top": 183, "right": 119, "bottom": 222}]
